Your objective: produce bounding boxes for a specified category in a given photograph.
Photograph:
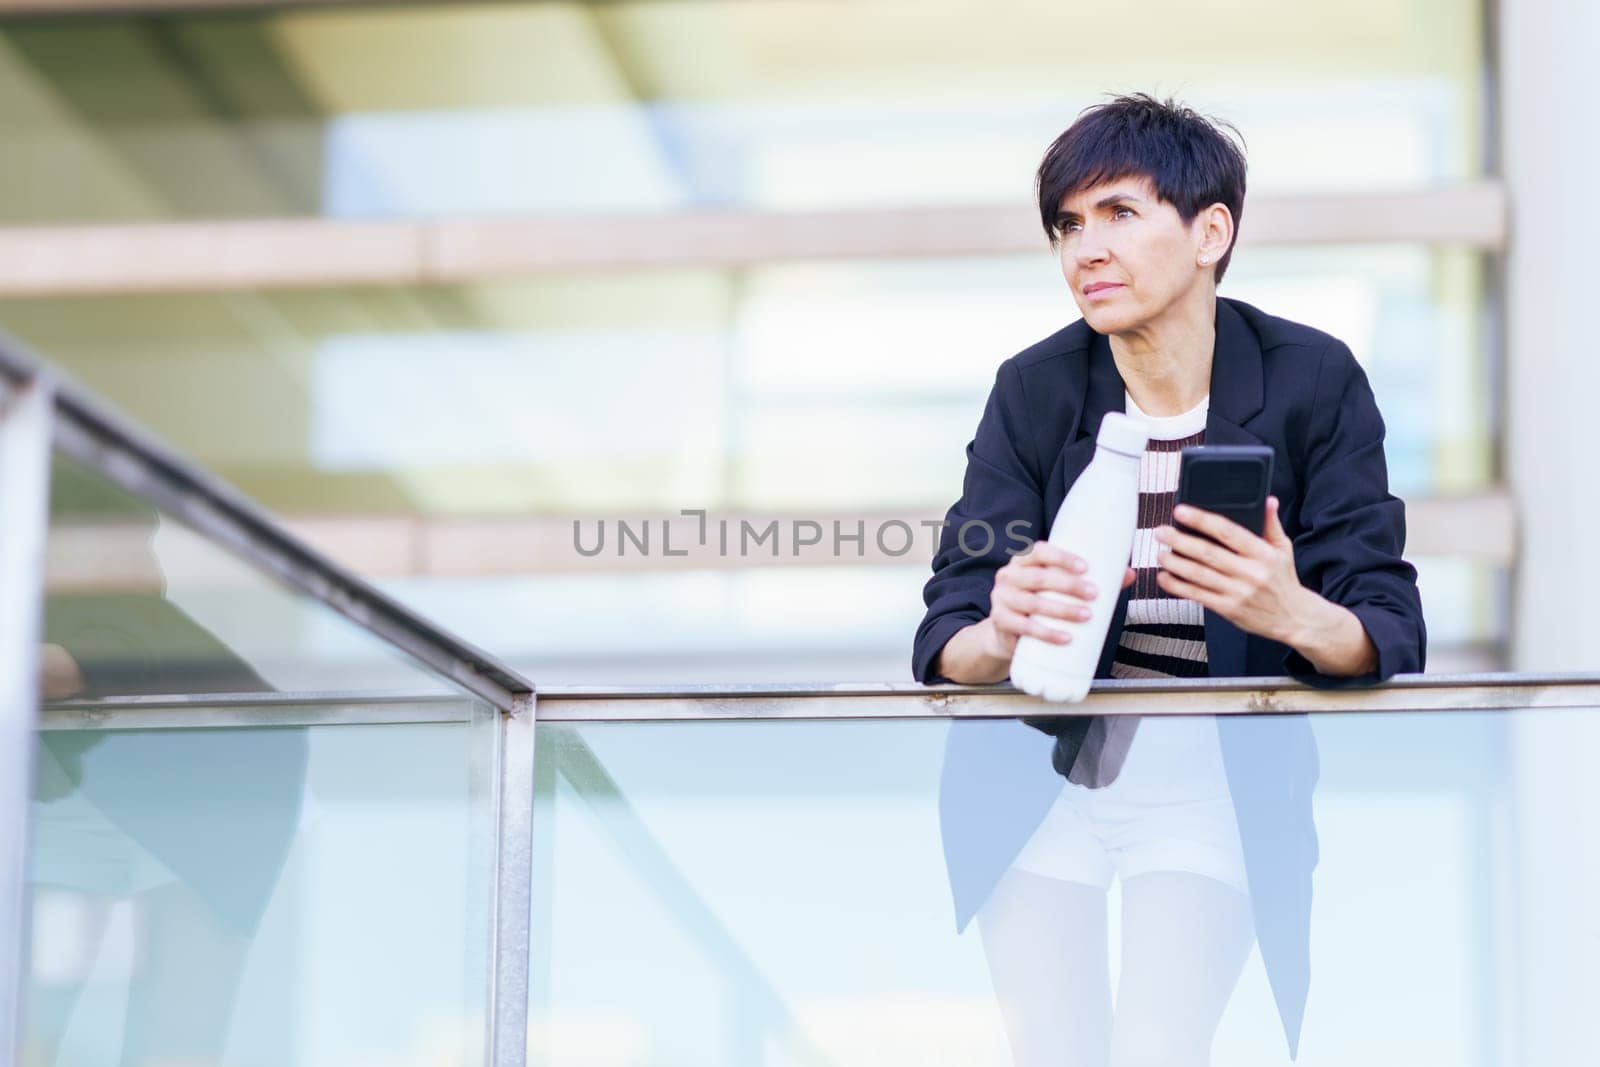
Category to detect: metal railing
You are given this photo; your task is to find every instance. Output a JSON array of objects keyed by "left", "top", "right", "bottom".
[{"left": 0, "top": 338, "right": 544, "bottom": 1066}]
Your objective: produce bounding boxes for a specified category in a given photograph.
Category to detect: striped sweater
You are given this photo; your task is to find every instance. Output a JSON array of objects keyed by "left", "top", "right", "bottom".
[{"left": 1066, "top": 390, "right": 1211, "bottom": 788}]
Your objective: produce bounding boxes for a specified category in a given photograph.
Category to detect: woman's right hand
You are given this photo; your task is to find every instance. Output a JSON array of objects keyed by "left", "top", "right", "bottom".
[
  {"left": 41, "top": 643, "right": 86, "bottom": 700},
  {"left": 979, "top": 543, "right": 1137, "bottom": 662}
]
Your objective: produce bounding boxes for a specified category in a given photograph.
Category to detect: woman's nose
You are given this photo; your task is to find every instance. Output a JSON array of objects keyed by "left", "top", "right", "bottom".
[{"left": 1075, "top": 226, "right": 1109, "bottom": 265}]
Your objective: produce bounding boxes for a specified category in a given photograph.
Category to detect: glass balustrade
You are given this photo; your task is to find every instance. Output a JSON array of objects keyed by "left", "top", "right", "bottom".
[
  {"left": 24, "top": 450, "right": 502, "bottom": 1066},
  {"left": 6, "top": 333, "right": 1599, "bottom": 1067},
  {"left": 524, "top": 686, "right": 1600, "bottom": 1067}
]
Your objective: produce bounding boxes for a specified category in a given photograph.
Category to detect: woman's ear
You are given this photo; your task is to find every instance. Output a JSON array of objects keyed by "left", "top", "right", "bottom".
[{"left": 1197, "top": 203, "right": 1234, "bottom": 267}]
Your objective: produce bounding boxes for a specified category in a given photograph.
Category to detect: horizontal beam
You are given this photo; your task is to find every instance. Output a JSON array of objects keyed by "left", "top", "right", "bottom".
[
  {"left": 40, "top": 691, "right": 475, "bottom": 729},
  {"left": 0, "top": 185, "right": 1506, "bottom": 296},
  {"left": 0, "top": 0, "right": 379, "bottom": 15},
  {"left": 35, "top": 672, "right": 1600, "bottom": 727},
  {"left": 294, "top": 492, "right": 1517, "bottom": 573},
  {"left": 42, "top": 492, "right": 1515, "bottom": 590},
  {"left": 44, "top": 492, "right": 1515, "bottom": 587}
]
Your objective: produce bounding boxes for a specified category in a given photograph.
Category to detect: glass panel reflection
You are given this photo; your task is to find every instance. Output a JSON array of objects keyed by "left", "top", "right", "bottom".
[
  {"left": 28, "top": 713, "right": 493, "bottom": 1067},
  {"left": 43, "top": 453, "right": 451, "bottom": 695},
  {"left": 30, "top": 454, "right": 496, "bottom": 1066},
  {"left": 529, "top": 704, "right": 1555, "bottom": 1065}
]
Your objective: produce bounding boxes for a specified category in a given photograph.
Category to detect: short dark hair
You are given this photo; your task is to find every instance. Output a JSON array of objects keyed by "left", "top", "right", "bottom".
[{"left": 1036, "top": 93, "right": 1248, "bottom": 282}]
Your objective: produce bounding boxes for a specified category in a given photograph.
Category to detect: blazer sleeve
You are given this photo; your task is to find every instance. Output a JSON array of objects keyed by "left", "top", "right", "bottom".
[
  {"left": 1283, "top": 338, "right": 1427, "bottom": 687},
  {"left": 913, "top": 359, "right": 1049, "bottom": 683}
]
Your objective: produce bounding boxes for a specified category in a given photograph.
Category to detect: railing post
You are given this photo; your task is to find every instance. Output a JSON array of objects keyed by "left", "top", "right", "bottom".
[
  {"left": 490, "top": 691, "right": 537, "bottom": 1067},
  {"left": 0, "top": 373, "right": 53, "bottom": 1063}
]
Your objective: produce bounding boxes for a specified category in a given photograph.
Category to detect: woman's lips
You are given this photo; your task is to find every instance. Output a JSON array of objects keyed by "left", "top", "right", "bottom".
[{"left": 1084, "top": 283, "right": 1124, "bottom": 299}]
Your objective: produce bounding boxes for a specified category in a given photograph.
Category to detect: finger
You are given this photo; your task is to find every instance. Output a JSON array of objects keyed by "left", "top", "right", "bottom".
[
  {"left": 1022, "top": 541, "right": 1089, "bottom": 574},
  {"left": 1264, "top": 495, "right": 1293, "bottom": 548},
  {"left": 994, "top": 584, "right": 1087, "bottom": 626},
  {"left": 1122, "top": 566, "right": 1136, "bottom": 589},
  {"left": 990, "top": 604, "right": 1040, "bottom": 643},
  {"left": 996, "top": 553, "right": 1055, "bottom": 587},
  {"left": 1028, "top": 617, "right": 1074, "bottom": 643},
  {"left": 1023, "top": 589, "right": 1094, "bottom": 623},
  {"left": 1014, "top": 566, "right": 1102, "bottom": 601},
  {"left": 998, "top": 581, "right": 1074, "bottom": 619},
  {"left": 1154, "top": 523, "right": 1243, "bottom": 575},
  {"left": 1157, "top": 548, "right": 1244, "bottom": 597},
  {"left": 1156, "top": 568, "right": 1221, "bottom": 609},
  {"left": 1000, "top": 604, "right": 1074, "bottom": 644},
  {"left": 1171, "top": 503, "right": 1267, "bottom": 557}
]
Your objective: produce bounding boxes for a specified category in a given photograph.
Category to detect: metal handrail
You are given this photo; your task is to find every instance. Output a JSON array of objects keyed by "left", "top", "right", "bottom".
[
  {"left": 39, "top": 692, "right": 480, "bottom": 730},
  {"left": 34, "top": 672, "right": 1600, "bottom": 728},
  {"left": 531, "top": 672, "right": 1600, "bottom": 720}
]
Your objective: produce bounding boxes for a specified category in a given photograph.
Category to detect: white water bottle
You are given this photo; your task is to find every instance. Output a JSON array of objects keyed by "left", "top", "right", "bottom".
[{"left": 1009, "top": 411, "right": 1148, "bottom": 702}]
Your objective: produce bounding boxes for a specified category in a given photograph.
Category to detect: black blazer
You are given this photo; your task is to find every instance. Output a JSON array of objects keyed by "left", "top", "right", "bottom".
[
  {"left": 913, "top": 297, "right": 1426, "bottom": 1057},
  {"left": 914, "top": 295, "right": 1425, "bottom": 699}
]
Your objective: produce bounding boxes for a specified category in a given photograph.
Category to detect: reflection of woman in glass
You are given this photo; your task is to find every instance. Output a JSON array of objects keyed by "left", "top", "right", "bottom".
[
  {"left": 914, "top": 95, "right": 1426, "bottom": 1065},
  {"left": 31, "top": 459, "right": 307, "bottom": 1065}
]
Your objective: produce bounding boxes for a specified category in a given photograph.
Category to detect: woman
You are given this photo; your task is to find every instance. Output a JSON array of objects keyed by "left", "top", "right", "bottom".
[{"left": 913, "top": 95, "right": 1425, "bottom": 1066}]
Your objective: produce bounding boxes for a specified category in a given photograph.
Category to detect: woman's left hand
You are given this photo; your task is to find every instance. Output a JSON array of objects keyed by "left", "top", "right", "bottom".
[{"left": 1152, "top": 495, "right": 1310, "bottom": 645}]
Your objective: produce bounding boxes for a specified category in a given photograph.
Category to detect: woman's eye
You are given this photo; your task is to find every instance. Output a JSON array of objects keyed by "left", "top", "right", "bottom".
[{"left": 1113, "top": 206, "right": 1134, "bottom": 219}]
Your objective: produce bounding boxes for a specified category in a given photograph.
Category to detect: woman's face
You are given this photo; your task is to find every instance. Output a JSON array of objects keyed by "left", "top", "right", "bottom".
[{"left": 1055, "top": 176, "right": 1215, "bottom": 336}]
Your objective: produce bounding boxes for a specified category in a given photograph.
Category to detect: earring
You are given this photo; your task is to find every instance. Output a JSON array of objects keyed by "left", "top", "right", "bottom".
[{"left": 1198, "top": 255, "right": 1211, "bottom": 266}]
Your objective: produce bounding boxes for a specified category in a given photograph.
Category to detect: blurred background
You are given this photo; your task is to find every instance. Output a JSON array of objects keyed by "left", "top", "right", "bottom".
[
  {"left": 0, "top": 0, "right": 1527, "bottom": 686},
  {"left": 15, "top": 5, "right": 1600, "bottom": 1067}
]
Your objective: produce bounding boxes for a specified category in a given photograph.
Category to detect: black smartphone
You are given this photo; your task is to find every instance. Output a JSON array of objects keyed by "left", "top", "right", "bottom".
[{"left": 1176, "top": 445, "right": 1274, "bottom": 539}]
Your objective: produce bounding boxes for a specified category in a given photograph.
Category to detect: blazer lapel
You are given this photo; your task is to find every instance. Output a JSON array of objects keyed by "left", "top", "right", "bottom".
[
  {"left": 1202, "top": 300, "right": 1268, "bottom": 678},
  {"left": 1051, "top": 330, "right": 1127, "bottom": 502},
  {"left": 1208, "top": 299, "right": 1266, "bottom": 428}
]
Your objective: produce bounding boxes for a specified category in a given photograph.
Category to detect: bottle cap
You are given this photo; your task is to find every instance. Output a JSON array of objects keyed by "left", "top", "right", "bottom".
[{"left": 1096, "top": 411, "right": 1149, "bottom": 458}]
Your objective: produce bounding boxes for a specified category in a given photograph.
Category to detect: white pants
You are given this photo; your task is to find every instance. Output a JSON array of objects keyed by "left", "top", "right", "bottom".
[{"left": 1011, "top": 714, "right": 1248, "bottom": 894}]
